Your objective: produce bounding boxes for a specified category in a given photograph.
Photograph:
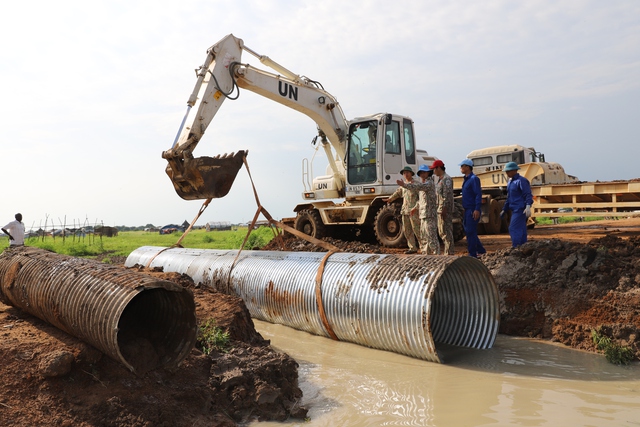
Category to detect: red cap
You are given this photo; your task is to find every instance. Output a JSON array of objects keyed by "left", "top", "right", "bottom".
[{"left": 430, "top": 160, "right": 444, "bottom": 169}]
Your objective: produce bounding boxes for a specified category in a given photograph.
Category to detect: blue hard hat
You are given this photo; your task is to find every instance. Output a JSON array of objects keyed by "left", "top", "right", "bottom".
[
  {"left": 417, "top": 164, "right": 432, "bottom": 175},
  {"left": 459, "top": 159, "right": 474, "bottom": 167},
  {"left": 503, "top": 161, "right": 520, "bottom": 172}
]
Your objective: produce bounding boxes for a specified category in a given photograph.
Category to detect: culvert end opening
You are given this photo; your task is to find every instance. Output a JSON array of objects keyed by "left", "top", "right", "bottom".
[
  {"left": 117, "top": 286, "right": 197, "bottom": 374},
  {"left": 430, "top": 256, "right": 500, "bottom": 353}
]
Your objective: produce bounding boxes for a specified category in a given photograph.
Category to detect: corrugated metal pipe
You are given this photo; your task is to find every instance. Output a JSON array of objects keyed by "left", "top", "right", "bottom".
[
  {"left": 126, "top": 247, "right": 499, "bottom": 363},
  {"left": 0, "top": 247, "right": 197, "bottom": 374}
]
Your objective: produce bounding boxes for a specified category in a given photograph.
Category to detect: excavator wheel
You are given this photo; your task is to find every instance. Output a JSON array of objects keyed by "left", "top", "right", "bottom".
[
  {"left": 373, "top": 204, "right": 407, "bottom": 248},
  {"left": 294, "top": 209, "right": 326, "bottom": 239}
]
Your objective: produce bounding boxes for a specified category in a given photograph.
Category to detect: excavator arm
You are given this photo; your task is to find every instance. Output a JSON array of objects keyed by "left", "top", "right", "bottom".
[{"left": 162, "top": 34, "right": 349, "bottom": 200}]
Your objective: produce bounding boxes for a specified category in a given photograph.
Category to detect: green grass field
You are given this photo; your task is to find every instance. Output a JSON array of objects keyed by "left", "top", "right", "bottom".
[{"left": 1, "top": 227, "right": 277, "bottom": 261}]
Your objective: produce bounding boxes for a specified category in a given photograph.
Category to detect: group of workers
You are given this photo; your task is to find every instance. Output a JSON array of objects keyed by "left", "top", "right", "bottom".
[
  {"left": 386, "top": 159, "right": 455, "bottom": 255},
  {"left": 386, "top": 158, "right": 533, "bottom": 257}
]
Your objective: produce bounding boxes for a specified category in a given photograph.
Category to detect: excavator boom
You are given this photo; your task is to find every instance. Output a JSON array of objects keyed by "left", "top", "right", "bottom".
[
  {"left": 162, "top": 34, "right": 348, "bottom": 201},
  {"left": 163, "top": 34, "right": 248, "bottom": 200}
]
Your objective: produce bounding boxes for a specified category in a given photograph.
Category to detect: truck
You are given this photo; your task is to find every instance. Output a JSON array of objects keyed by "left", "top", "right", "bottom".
[
  {"left": 452, "top": 144, "right": 640, "bottom": 233},
  {"left": 162, "top": 34, "right": 464, "bottom": 247}
]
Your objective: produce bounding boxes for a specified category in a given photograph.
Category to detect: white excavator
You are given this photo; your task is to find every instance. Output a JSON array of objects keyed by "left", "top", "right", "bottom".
[{"left": 162, "top": 34, "right": 464, "bottom": 247}]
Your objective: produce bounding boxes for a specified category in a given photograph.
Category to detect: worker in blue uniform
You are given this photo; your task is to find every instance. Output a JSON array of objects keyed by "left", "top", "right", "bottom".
[
  {"left": 501, "top": 161, "right": 534, "bottom": 247},
  {"left": 459, "top": 159, "right": 486, "bottom": 258}
]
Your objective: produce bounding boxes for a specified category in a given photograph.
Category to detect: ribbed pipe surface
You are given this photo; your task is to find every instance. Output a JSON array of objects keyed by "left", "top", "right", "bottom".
[
  {"left": 126, "top": 246, "right": 500, "bottom": 363},
  {"left": 0, "top": 247, "right": 197, "bottom": 374}
]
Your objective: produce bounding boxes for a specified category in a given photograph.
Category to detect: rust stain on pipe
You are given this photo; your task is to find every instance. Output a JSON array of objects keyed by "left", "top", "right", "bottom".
[{"left": 0, "top": 247, "right": 196, "bottom": 374}]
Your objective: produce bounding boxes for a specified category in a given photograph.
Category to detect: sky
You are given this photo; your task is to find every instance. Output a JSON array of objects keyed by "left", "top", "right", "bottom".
[{"left": 1, "top": 0, "right": 639, "bottom": 229}]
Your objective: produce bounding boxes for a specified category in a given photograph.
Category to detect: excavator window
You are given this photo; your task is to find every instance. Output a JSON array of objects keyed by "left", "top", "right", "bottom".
[
  {"left": 402, "top": 119, "right": 415, "bottom": 165},
  {"left": 385, "top": 134, "right": 399, "bottom": 154},
  {"left": 385, "top": 125, "right": 400, "bottom": 154},
  {"left": 347, "top": 121, "right": 377, "bottom": 184}
]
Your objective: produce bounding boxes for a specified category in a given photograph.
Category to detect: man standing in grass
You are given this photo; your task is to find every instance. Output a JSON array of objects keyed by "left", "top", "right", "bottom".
[{"left": 2, "top": 213, "right": 25, "bottom": 247}]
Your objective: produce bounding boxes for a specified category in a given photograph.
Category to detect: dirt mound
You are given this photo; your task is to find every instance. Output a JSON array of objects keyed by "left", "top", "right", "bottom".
[
  {"left": 263, "top": 232, "right": 399, "bottom": 254},
  {"left": 482, "top": 235, "right": 640, "bottom": 357},
  {"left": 0, "top": 269, "right": 306, "bottom": 426}
]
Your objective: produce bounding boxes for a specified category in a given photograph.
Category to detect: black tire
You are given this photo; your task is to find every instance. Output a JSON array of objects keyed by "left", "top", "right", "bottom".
[
  {"left": 374, "top": 204, "right": 407, "bottom": 247},
  {"left": 452, "top": 202, "right": 465, "bottom": 242},
  {"left": 483, "top": 199, "right": 502, "bottom": 235},
  {"left": 294, "top": 209, "right": 326, "bottom": 239}
]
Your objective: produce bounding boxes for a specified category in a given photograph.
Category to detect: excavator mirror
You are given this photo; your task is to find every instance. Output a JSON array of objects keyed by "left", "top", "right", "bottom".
[
  {"left": 165, "top": 150, "right": 247, "bottom": 200},
  {"left": 384, "top": 114, "right": 393, "bottom": 125}
]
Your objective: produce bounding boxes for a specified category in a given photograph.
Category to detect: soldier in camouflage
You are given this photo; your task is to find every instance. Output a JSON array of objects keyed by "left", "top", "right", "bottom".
[
  {"left": 397, "top": 164, "right": 439, "bottom": 254},
  {"left": 386, "top": 166, "right": 421, "bottom": 254},
  {"left": 431, "top": 160, "right": 455, "bottom": 255}
]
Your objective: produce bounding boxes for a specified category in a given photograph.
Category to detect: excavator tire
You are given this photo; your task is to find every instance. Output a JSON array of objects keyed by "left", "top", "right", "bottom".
[
  {"left": 483, "top": 199, "right": 503, "bottom": 235},
  {"left": 452, "top": 202, "right": 465, "bottom": 242},
  {"left": 373, "top": 204, "right": 407, "bottom": 248},
  {"left": 294, "top": 209, "right": 326, "bottom": 240}
]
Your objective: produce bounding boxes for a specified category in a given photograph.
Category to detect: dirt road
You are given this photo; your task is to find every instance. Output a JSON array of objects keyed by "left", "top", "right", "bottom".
[{"left": 478, "top": 216, "right": 640, "bottom": 252}]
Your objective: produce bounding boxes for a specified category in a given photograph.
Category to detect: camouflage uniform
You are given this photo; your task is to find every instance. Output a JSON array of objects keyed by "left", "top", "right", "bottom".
[
  {"left": 435, "top": 173, "right": 455, "bottom": 255},
  {"left": 404, "top": 178, "right": 439, "bottom": 254},
  {"left": 388, "top": 181, "right": 420, "bottom": 251}
]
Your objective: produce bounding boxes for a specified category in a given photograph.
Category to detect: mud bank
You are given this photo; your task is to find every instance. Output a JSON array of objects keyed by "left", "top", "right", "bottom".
[{"left": 0, "top": 270, "right": 306, "bottom": 427}]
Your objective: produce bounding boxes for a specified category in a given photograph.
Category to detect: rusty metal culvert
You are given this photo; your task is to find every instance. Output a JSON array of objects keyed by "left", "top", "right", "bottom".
[
  {"left": 0, "top": 247, "right": 197, "bottom": 374},
  {"left": 126, "top": 246, "right": 500, "bottom": 363}
]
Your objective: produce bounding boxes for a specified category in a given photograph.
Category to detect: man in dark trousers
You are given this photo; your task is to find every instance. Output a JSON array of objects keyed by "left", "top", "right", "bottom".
[
  {"left": 502, "top": 162, "right": 533, "bottom": 247},
  {"left": 459, "top": 159, "right": 486, "bottom": 258}
]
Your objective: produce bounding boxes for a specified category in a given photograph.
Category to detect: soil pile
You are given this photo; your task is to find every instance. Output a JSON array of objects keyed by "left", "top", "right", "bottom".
[
  {"left": 482, "top": 235, "right": 640, "bottom": 357},
  {"left": 0, "top": 270, "right": 306, "bottom": 427},
  {"left": 263, "top": 232, "right": 399, "bottom": 254}
]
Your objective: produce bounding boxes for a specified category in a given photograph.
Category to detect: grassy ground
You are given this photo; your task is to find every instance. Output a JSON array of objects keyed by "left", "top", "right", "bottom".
[
  {"left": 1, "top": 227, "right": 277, "bottom": 261},
  {"left": 535, "top": 216, "right": 605, "bottom": 225}
]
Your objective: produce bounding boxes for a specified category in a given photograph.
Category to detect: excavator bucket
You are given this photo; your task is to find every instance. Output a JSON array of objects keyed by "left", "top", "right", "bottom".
[{"left": 165, "top": 150, "right": 247, "bottom": 200}]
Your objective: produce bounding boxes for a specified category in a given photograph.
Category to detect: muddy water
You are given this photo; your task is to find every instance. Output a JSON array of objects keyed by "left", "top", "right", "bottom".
[{"left": 252, "top": 320, "right": 640, "bottom": 427}]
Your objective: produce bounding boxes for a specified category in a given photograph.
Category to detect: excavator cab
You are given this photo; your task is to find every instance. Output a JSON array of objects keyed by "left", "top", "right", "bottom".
[{"left": 164, "top": 150, "right": 246, "bottom": 200}]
